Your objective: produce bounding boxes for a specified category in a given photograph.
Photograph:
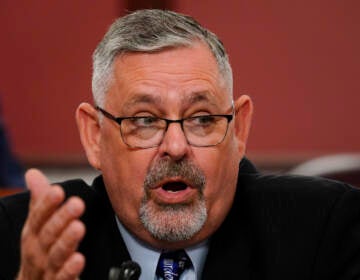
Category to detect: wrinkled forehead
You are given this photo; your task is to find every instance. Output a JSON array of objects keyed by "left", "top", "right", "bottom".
[
  {"left": 121, "top": 91, "right": 229, "bottom": 114},
  {"left": 105, "top": 43, "right": 231, "bottom": 109}
]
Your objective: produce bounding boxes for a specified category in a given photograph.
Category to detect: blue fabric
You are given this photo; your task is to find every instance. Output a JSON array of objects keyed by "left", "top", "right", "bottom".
[
  {"left": 0, "top": 103, "right": 25, "bottom": 188},
  {"left": 156, "top": 250, "right": 192, "bottom": 280}
]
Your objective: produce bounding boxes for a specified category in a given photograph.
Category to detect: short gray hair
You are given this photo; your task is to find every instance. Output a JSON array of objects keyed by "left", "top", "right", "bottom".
[{"left": 92, "top": 9, "right": 233, "bottom": 106}]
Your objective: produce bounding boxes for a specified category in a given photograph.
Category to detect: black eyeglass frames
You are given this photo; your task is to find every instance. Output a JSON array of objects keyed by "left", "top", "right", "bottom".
[{"left": 96, "top": 106, "right": 233, "bottom": 149}]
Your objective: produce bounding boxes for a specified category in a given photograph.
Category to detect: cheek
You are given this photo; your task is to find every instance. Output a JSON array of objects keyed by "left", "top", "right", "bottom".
[
  {"left": 100, "top": 125, "right": 150, "bottom": 189},
  {"left": 196, "top": 139, "right": 241, "bottom": 217},
  {"left": 99, "top": 131, "right": 154, "bottom": 222},
  {"left": 103, "top": 153, "right": 151, "bottom": 227}
]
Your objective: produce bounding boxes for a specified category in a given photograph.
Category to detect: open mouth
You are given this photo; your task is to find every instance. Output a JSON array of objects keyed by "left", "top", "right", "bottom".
[
  {"left": 161, "top": 181, "right": 188, "bottom": 192},
  {"left": 151, "top": 179, "right": 195, "bottom": 203}
]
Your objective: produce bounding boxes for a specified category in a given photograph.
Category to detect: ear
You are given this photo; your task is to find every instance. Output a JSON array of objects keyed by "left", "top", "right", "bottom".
[
  {"left": 75, "top": 103, "right": 102, "bottom": 170},
  {"left": 233, "top": 95, "right": 253, "bottom": 152}
]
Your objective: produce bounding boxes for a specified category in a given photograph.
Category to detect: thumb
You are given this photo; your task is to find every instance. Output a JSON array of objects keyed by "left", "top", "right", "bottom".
[{"left": 25, "top": 168, "right": 51, "bottom": 202}]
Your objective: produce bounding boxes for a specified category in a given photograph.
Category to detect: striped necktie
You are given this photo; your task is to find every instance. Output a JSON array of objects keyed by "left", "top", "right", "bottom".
[{"left": 156, "top": 250, "right": 192, "bottom": 280}]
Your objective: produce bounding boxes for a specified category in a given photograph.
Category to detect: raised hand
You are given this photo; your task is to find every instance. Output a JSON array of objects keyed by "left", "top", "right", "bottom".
[{"left": 17, "top": 169, "right": 86, "bottom": 280}]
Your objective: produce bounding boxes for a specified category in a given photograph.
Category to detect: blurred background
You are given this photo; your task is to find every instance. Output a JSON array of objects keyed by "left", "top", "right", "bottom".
[{"left": 0, "top": 0, "right": 359, "bottom": 189}]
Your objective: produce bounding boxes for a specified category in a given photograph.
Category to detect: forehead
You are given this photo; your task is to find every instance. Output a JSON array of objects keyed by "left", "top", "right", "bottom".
[{"left": 106, "top": 42, "right": 230, "bottom": 109}]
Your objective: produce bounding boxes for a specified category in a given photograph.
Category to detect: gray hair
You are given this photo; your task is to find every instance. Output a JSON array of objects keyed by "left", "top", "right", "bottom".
[{"left": 92, "top": 9, "right": 233, "bottom": 106}]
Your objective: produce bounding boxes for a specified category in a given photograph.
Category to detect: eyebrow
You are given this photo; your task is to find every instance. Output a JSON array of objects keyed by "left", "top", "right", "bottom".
[
  {"left": 122, "top": 91, "right": 219, "bottom": 111},
  {"left": 123, "top": 94, "right": 162, "bottom": 108},
  {"left": 182, "top": 91, "right": 218, "bottom": 107}
]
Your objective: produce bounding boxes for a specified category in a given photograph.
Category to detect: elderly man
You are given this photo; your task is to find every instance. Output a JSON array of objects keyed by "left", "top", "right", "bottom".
[{"left": 1, "top": 9, "right": 360, "bottom": 280}]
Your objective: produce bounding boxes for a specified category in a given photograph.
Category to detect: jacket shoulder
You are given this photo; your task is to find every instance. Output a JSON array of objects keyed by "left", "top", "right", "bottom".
[
  {"left": 237, "top": 173, "right": 360, "bottom": 278},
  {"left": 238, "top": 173, "right": 360, "bottom": 234},
  {"left": 239, "top": 173, "right": 357, "bottom": 206}
]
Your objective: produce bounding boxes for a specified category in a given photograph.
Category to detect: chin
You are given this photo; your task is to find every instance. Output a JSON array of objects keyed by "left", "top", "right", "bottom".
[{"left": 139, "top": 196, "right": 207, "bottom": 243}]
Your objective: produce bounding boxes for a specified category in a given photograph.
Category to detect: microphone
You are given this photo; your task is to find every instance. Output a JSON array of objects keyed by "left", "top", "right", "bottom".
[{"left": 109, "top": 260, "right": 142, "bottom": 280}]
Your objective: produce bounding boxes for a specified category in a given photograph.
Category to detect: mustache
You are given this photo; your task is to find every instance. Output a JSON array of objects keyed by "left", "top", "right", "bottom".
[{"left": 143, "top": 158, "right": 206, "bottom": 191}]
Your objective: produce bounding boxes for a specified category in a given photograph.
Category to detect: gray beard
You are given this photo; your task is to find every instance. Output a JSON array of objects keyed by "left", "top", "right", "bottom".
[
  {"left": 139, "top": 158, "right": 207, "bottom": 242},
  {"left": 139, "top": 196, "right": 207, "bottom": 242}
]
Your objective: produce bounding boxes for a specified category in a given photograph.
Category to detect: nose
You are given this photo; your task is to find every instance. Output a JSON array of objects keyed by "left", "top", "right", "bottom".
[{"left": 158, "top": 122, "right": 190, "bottom": 161}]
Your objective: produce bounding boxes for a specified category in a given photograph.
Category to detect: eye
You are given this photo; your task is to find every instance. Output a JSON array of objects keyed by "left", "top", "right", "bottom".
[
  {"left": 194, "top": 115, "right": 216, "bottom": 125},
  {"left": 132, "top": 117, "right": 159, "bottom": 127}
]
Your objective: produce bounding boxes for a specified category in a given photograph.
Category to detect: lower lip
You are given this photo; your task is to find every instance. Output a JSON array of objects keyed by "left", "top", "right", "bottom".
[{"left": 151, "top": 187, "right": 196, "bottom": 204}]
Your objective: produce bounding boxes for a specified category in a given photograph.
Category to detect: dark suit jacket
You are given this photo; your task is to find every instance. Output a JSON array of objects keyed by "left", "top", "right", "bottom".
[{"left": 1, "top": 159, "right": 360, "bottom": 279}]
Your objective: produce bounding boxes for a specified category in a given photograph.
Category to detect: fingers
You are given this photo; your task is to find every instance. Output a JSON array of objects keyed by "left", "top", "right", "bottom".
[
  {"left": 26, "top": 185, "right": 65, "bottom": 235},
  {"left": 45, "top": 205, "right": 86, "bottom": 279},
  {"left": 55, "top": 253, "right": 85, "bottom": 280},
  {"left": 18, "top": 169, "right": 86, "bottom": 280},
  {"left": 25, "top": 169, "right": 65, "bottom": 234},
  {"left": 47, "top": 219, "right": 86, "bottom": 269},
  {"left": 39, "top": 196, "right": 85, "bottom": 251}
]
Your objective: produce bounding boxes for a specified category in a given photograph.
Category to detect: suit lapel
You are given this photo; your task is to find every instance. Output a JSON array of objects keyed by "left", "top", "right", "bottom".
[
  {"left": 77, "top": 176, "right": 132, "bottom": 279},
  {"left": 202, "top": 174, "right": 254, "bottom": 279},
  {"left": 202, "top": 224, "right": 253, "bottom": 279}
]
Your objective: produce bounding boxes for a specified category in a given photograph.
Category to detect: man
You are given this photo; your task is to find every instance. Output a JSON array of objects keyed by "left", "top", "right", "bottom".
[{"left": 1, "top": 9, "right": 360, "bottom": 280}]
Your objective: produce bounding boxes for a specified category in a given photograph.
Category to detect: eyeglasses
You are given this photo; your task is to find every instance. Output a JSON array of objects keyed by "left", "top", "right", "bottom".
[{"left": 96, "top": 106, "right": 233, "bottom": 149}]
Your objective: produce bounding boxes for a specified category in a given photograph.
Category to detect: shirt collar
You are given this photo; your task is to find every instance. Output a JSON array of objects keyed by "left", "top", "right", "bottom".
[{"left": 116, "top": 216, "right": 209, "bottom": 280}]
